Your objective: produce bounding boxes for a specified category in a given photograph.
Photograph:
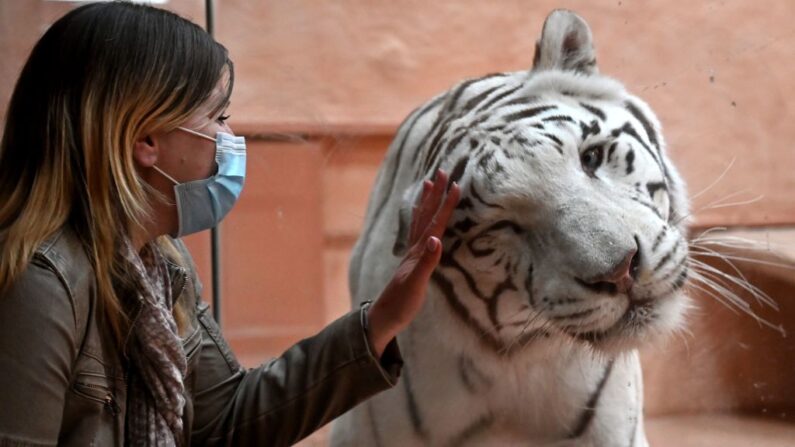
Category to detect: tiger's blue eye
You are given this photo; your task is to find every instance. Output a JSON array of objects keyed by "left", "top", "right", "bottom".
[{"left": 580, "top": 145, "right": 604, "bottom": 175}]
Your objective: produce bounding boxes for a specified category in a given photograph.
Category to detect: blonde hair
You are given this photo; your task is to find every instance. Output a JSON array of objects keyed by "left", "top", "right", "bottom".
[{"left": 0, "top": 2, "right": 232, "bottom": 347}]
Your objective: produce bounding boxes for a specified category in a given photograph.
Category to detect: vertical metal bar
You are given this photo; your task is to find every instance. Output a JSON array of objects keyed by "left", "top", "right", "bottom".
[
  {"left": 205, "top": 0, "right": 215, "bottom": 36},
  {"left": 211, "top": 227, "right": 221, "bottom": 326},
  {"left": 205, "top": 0, "right": 222, "bottom": 327}
]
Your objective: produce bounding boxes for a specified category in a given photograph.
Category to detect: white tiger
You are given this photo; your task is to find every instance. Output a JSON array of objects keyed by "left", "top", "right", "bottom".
[{"left": 332, "top": 9, "right": 690, "bottom": 447}]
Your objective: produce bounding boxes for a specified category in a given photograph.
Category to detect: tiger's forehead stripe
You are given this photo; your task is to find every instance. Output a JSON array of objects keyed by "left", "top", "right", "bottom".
[
  {"left": 424, "top": 96, "right": 614, "bottom": 181},
  {"left": 419, "top": 81, "right": 577, "bottom": 180},
  {"left": 579, "top": 102, "right": 607, "bottom": 121},
  {"left": 473, "top": 84, "right": 525, "bottom": 114},
  {"left": 501, "top": 105, "right": 558, "bottom": 124},
  {"left": 419, "top": 75, "right": 520, "bottom": 174},
  {"left": 415, "top": 73, "right": 512, "bottom": 168},
  {"left": 412, "top": 74, "right": 663, "bottom": 185}
]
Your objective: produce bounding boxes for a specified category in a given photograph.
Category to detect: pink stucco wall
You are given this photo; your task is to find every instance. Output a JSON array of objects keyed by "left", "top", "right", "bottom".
[
  {"left": 2, "top": 2, "right": 794, "bottom": 444},
  {"left": 215, "top": 0, "right": 795, "bottom": 227},
  {"left": 3, "top": 2, "right": 794, "bottom": 227}
]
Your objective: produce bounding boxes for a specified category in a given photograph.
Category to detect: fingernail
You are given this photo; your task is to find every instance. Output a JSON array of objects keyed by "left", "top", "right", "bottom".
[
  {"left": 426, "top": 237, "right": 439, "bottom": 252},
  {"left": 447, "top": 180, "right": 458, "bottom": 192}
]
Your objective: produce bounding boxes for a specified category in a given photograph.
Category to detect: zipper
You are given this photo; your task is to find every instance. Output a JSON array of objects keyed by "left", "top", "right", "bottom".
[
  {"left": 72, "top": 383, "right": 118, "bottom": 412},
  {"left": 179, "top": 269, "right": 188, "bottom": 298},
  {"left": 104, "top": 394, "right": 120, "bottom": 416},
  {"left": 172, "top": 265, "right": 188, "bottom": 302}
]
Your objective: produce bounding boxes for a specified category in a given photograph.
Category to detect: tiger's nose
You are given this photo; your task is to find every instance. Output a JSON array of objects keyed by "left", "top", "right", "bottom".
[{"left": 576, "top": 248, "right": 639, "bottom": 295}]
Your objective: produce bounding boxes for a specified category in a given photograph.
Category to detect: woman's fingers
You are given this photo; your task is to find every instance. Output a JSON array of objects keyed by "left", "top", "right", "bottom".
[
  {"left": 367, "top": 172, "right": 461, "bottom": 353},
  {"left": 410, "top": 180, "right": 433, "bottom": 243},
  {"left": 421, "top": 170, "right": 448, "bottom": 229},
  {"left": 410, "top": 170, "right": 454, "bottom": 246},
  {"left": 425, "top": 182, "right": 461, "bottom": 241}
]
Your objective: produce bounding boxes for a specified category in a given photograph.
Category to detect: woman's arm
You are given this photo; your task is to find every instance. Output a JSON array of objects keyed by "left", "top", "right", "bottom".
[
  {"left": 0, "top": 259, "right": 79, "bottom": 446},
  {"left": 189, "top": 171, "right": 459, "bottom": 446},
  {"left": 189, "top": 302, "right": 399, "bottom": 446}
]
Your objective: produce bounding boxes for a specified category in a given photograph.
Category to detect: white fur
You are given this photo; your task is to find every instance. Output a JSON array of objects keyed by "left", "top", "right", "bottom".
[{"left": 333, "top": 10, "right": 687, "bottom": 447}]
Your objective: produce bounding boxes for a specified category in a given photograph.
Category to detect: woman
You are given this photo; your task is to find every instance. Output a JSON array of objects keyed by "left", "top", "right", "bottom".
[{"left": 0, "top": 2, "right": 459, "bottom": 446}]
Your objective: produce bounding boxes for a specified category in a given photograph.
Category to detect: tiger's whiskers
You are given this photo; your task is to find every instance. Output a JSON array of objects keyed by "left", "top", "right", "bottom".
[
  {"left": 683, "top": 234, "right": 788, "bottom": 337},
  {"left": 501, "top": 308, "right": 546, "bottom": 356},
  {"left": 689, "top": 157, "right": 736, "bottom": 201},
  {"left": 673, "top": 190, "right": 764, "bottom": 227}
]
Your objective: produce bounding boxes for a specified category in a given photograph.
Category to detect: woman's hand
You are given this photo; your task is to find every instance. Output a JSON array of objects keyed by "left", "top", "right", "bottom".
[{"left": 366, "top": 170, "right": 461, "bottom": 357}]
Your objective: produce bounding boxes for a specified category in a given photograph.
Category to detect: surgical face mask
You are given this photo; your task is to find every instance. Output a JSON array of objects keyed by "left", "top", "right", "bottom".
[{"left": 152, "top": 126, "right": 246, "bottom": 237}]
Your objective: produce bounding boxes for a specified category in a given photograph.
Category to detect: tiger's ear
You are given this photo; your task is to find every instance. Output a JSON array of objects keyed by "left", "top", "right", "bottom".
[{"left": 532, "top": 9, "right": 598, "bottom": 75}]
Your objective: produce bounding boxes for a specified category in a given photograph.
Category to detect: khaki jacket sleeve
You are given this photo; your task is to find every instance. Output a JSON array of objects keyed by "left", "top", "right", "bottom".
[
  {"left": 189, "top": 302, "right": 402, "bottom": 446},
  {"left": 0, "top": 259, "right": 79, "bottom": 447}
]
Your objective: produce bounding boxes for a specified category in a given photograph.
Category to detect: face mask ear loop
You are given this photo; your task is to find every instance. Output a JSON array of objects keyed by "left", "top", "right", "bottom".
[
  {"left": 177, "top": 126, "right": 217, "bottom": 142},
  {"left": 152, "top": 165, "right": 180, "bottom": 185}
]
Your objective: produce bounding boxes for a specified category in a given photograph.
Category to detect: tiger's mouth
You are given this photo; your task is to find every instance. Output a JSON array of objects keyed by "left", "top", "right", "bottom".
[
  {"left": 553, "top": 260, "right": 691, "bottom": 348},
  {"left": 569, "top": 298, "right": 658, "bottom": 344}
]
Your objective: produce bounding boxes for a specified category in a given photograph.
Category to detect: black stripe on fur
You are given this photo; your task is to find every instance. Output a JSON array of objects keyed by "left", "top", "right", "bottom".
[{"left": 569, "top": 360, "right": 615, "bottom": 439}]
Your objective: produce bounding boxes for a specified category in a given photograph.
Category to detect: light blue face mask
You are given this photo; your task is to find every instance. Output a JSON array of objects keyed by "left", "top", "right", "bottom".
[{"left": 153, "top": 127, "right": 246, "bottom": 237}]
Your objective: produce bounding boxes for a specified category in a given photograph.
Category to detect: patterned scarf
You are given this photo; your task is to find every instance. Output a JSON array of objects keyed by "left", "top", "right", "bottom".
[{"left": 122, "top": 240, "right": 187, "bottom": 446}]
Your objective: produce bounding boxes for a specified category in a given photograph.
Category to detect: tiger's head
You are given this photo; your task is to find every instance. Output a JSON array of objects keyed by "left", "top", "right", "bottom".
[{"left": 394, "top": 10, "right": 690, "bottom": 354}]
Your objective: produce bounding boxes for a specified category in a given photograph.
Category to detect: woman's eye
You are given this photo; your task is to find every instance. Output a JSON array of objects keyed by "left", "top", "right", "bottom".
[
  {"left": 580, "top": 145, "right": 604, "bottom": 174},
  {"left": 217, "top": 113, "right": 231, "bottom": 123}
]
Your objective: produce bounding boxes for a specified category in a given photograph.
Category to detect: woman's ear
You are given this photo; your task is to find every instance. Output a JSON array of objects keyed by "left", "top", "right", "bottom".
[{"left": 133, "top": 134, "right": 159, "bottom": 168}]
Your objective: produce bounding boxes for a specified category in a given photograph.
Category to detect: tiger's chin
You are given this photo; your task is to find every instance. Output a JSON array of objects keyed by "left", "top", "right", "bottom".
[{"left": 563, "top": 291, "right": 691, "bottom": 355}]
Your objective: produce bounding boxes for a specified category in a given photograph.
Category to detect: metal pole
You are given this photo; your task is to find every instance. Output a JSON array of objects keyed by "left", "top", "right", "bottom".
[
  {"left": 205, "top": 0, "right": 215, "bottom": 36},
  {"left": 211, "top": 227, "right": 221, "bottom": 326},
  {"left": 205, "top": 0, "right": 222, "bottom": 327}
]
